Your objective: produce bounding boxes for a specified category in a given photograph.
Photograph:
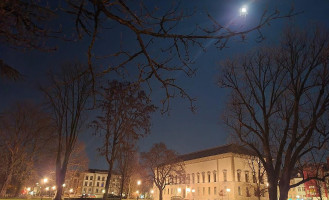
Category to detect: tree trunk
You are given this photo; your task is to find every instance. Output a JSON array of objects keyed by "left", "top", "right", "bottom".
[
  {"left": 54, "top": 152, "right": 69, "bottom": 200},
  {"left": 268, "top": 183, "right": 278, "bottom": 200},
  {"left": 0, "top": 162, "right": 14, "bottom": 197},
  {"left": 103, "top": 159, "right": 115, "bottom": 200},
  {"left": 159, "top": 189, "right": 163, "bottom": 200},
  {"left": 279, "top": 177, "right": 290, "bottom": 200},
  {"left": 119, "top": 173, "right": 125, "bottom": 200}
]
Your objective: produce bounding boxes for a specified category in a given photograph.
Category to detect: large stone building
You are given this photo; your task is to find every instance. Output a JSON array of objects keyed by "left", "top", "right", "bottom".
[
  {"left": 153, "top": 144, "right": 268, "bottom": 200},
  {"left": 78, "top": 169, "right": 121, "bottom": 198}
]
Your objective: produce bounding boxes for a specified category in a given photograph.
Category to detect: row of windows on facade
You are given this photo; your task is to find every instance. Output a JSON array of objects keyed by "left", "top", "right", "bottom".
[
  {"left": 85, "top": 175, "right": 120, "bottom": 182},
  {"left": 84, "top": 181, "right": 120, "bottom": 188},
  {"left": 166, "top": 170, "right": 264, "bottom": 185},
  {"left": 83, "top": 188, "right": 105, "bottom": 193},
  {"left": 164, "top": 186, "right": 265, "bottom": 197},
  {"left": 85, "top": 175, "right": 106, "bottom": 181}
]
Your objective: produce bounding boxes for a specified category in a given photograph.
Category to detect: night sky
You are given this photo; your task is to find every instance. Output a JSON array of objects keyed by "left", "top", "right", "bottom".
[{"left": 1, "top": 0, "right": 329, "bottom": 170}]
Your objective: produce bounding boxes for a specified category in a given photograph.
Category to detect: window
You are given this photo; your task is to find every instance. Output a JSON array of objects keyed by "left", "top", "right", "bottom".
[
  {"left": 102, "top": 177, "right": 105, "bottom": 181},
  {"left": 171, "top": 188, "right": 173, "bottom": 194},
  {"left": 207, "top": 171, "right": 211, "bottom": 183},
  {"left": 90, "top": 176, "right": 93, "bottom": 180},
  {"left": 175, "top": 175, "right": 178, "bottom": 184},
  {"left": 203, "top": 187, "right": 205, "bottom": 195},
  {"left": 101, "top": 182, "right": 104, "bottom": 187},
  {"left": 237, "top": 170, "right": 241, "bottom": 182},
  {"left": 202, "top": 172, "right": 205, "bottom": 183},
  {"left": 197, "top": 187, "right": 200, "bottom": 195},
  {"left": 187, "top": 174, "right": 190, "bottom": 184},
  {"left": 246, "top": 187, "right": 250, "bottom": 197},
  {"left": 238, "top": 187, "right": 241, "bottom": 195},
  {"left": 88, "top": 188, "right": 91, "bottom": 192},
  {"left": 98, "top": 176, "right": 100, "bottom": 181},
  {"left": 96, "top": 189, "right": 99, "bottom": 193},
  {"left": 97, "top": 182, "right": 99, "bottom": 187},
  {"left": 214, "top": 187, "right": 217, "bottom": 195},
  {"left": 197, "top": 173, "right": 200, "bottom": 183},
  {"left": 223, "top": 170, "right": 227, "bottom": 182},
  {"left": 85, "top": 176, "right": 89, "bottom": 180},
  {"left": 208, "top": 187, "right": 210, "bottom": 195},
  {"left": 245, "top": 171, "right": 249, "bottom": 182},
  {"left": 192, "top": 173, "right": 195, "bottom": 184},
  {"left": 213, "top": 171, "right": 217, "bottom": 182},
  {"left": 84, "top": 182, "right": 88, "bottom": 186},
  {"left": 168, "top": 188, "right": 169, "bottom": 195},
  {"left": 260, "top": 175, "right": 264, "bottom": 184},
  {"left": 83, "top": 188, "right": 86, "bottom": 193},
  {"left": 253, "top": 173, "right": 256, "bottom": 183}
]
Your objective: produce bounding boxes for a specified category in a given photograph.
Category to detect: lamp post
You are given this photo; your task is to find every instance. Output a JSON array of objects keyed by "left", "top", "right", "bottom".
[
  {"left": 226, "top": 188, "right": 230, "bottom": 200},
  {"left": 136, "top": 180, "right": 141, "bottom": 200}
]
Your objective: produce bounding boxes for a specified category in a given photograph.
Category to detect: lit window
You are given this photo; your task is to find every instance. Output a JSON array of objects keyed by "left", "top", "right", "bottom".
[
  {"left": 197, "top": 173, "right": 200, "bottom": 183},
  {"left": 223, "top": 170, "right": 227, "bottom": 182},
  {"left": 253, "top": 173, "right": 256, "bottom": 183},
  {"left": 187, "top": 174, "right": 190, "bottom": 184},
  {"left": 237, "top": 170, "right": 241, "bottom": 182},
  {"left": 245, "top": 171, "right": 249, "bottom": 182},
  {"left": 202, "top": 172, "right": 205, "bottom": 183}
]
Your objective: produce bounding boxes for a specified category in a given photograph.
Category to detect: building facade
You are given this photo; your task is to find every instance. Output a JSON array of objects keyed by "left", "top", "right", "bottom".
[
  {"left": 80, "top": 169, "right": 121, "bottom": 198},
  {"left": 153, "top": 144, "right": 268, "bottom": 200}
]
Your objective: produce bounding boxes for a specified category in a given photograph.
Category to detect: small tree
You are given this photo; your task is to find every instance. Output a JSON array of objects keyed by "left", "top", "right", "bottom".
[
  {"left": 141, "top": 143, "right": 184, "bottom": 200},
  {"left": 92, "top": 80, "right": 156, "bottom": 200},
  {"left": 41, "top": 63, "right": 91, "bottom": 200}
]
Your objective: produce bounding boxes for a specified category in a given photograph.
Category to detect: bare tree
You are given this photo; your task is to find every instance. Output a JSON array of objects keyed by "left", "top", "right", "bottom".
[
  {"left": 116, "top": 140, "right": 138, "bottom": 200},
  {"left": 65, "top": 0, "right": 299, "bottom": 112},
  {"left": 92, "top": 80, "right": 156, "bottom": 200},
  {"left": 141, "top": 143, "right": 184, "bottom": 200},
  {"left": 0, "top": 102, "right": 53, "bottom": 197},
  {"left": 41, "top": 63, "right": 91, "bottom": 200},
  {"left": 0, "top": 0, "right": 57, "bottom": 80},
  {"left": 219, "top": 26, "right": 329, "bottom": 200}
]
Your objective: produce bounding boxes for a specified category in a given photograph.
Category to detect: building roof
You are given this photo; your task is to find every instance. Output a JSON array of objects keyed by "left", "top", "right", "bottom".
[
  {"left": 86, "top": 168, "right": 120, "bottom": 175},
  {"left": 179, "top": 144, "right": 255, "bottom": 161}
]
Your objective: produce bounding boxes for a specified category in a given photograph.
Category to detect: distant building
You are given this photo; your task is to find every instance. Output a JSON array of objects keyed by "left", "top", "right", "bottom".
[
  {"left": 153, "top": 144, "right": 269, "bottom": 200},
  {"left": 79, "top": 169, "right": 121, "bottom": 198},
  {"left": 288, "top": 175, "right": 306, "bottom": 200}
]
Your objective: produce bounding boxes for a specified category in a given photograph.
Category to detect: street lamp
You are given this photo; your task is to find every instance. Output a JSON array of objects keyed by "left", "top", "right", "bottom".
[
  {"left": 43, "top": 178, "right": 48, "bottom": 184},
  {"left": 226, "top": 188, "right": 231, "bottom": 200},
  {"left": 137, "top": 180, "right": 141, "bottom": 185}
]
